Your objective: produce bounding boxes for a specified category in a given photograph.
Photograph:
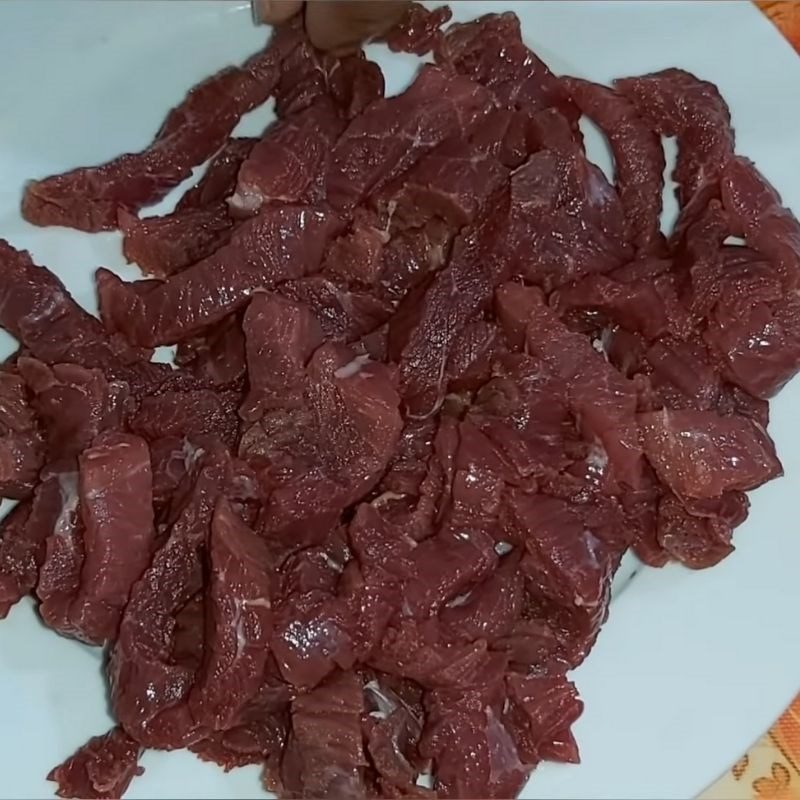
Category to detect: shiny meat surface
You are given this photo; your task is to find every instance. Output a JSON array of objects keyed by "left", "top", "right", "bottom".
[{"left": 1, "top": 5, "right": 799, "bottom": 800}]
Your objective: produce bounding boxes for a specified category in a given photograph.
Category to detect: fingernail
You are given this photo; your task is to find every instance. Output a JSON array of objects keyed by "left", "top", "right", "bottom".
[{"left": 251, "top": 0, "right": 269, "bottom": 25}]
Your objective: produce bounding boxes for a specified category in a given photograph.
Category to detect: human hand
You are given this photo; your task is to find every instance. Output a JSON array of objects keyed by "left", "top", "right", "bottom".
[{"left": 252, "top": 0, "right": 410, "bottom": 53}]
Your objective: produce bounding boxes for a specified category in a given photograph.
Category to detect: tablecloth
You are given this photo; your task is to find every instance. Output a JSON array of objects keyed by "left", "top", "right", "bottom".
[{"left": 698, "top": 7, "right": 800, "bottom": 799}]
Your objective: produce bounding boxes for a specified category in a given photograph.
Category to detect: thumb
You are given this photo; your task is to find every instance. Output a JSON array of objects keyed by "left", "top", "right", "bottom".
[
  {"left": 251, "top": 0, "right": 303, "bottom": 25},
  {"left": 304, "top": 0, "right": 410, "bottom": 53}
]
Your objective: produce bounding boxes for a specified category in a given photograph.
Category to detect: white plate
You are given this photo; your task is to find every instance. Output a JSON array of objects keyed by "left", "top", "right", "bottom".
[{"left": 1, "top": 1, "right": 799, "bottom": 798}]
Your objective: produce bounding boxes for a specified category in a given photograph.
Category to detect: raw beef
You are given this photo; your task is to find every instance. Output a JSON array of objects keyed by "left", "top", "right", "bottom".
[
  {"left": 99, "top": 205, "right": 341, "bottom": 347},
  {"left": 2, "top": 7, "right": 800, "bottom": 800},
  {"left": 0, "top": 371, "right": 44, "bottom": 499},
  {"left": 68, "top": 432, "right": 155, "bottom": 645},
  {"left": 0, "top": 240, "right": 148, "bottom": 368},
  {"left": 48, "top": 727, "right": 143, "bottom": 800},
  {"left": 21, "top": 29, "right": 302, "bottom": 231},
  {"left": 564, "top": 77, "right": 665, "bottom": 254},
  {"left": 614, "top": 68, "right": 734, "bottom": 208}
]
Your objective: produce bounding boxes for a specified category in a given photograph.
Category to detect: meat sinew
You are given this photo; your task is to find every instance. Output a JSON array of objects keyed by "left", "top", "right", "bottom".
[{"left": 2, "top": 4, "right": 799, "bottom": 800}]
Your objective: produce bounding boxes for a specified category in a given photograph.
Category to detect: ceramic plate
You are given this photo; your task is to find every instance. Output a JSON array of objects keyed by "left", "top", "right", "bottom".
[{"left": 1, "top": 2, "right": 799, "bottom": 798}]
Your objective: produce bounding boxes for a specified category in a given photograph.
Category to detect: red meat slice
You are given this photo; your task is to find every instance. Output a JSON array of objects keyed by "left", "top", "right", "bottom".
[
  {"left": 395, "top": 191, "right": 511, "bottom": 416},
  {"left": 98, "top": 205, "right": 341, "bottom": 347},
  {"left": 119, "top": 204, "right": 234, "bottom": 279},
  {"left": 363, "top": 678, "right": 426, "bottom": 795},
  {"left": 48, "top": 727, "right": 143, "bottom": 800},
  {"left": 503, "top": 674, "right": 583, "bottom": 766},
  {"left": 435, "top": 12, "right": 577, "bottom": 122},
  {"left": 638, "top": 408, "right": 782, "bottom": 501},
  {"left": 720, "top": 156, "right": 800, "bottom": 287},
  {"left": 614, "top": 68, "right": 734, "bottom": 208},
  {"left": 0, "top": 371, "right": 44, "bottom": 499},
  {"left": 551, "top": 258, "right": 684, "bottom": 341},
  {"left": 174, "top": 315, "right": 247, "bottom": 387},
  {"left": 370, "top": 618, "right": 498, "bottom": 690},
  {"left": 496, "top": 284, "right": 642, "bottom": 491},
  {"left": 440, "top": 553, "right": 524, "bottom": 644},
  {"left": 422, "top": 701, "right": 529, "bottom": 799},
  {"left": 230, "top": 101, "right": 344, "bottom": 216},
  {"left": 34, "top": 462, "right": 84, "bottom": 633},
  {"left": 176, "top": 137, "right": 256, "bottom": 211},
  {"left": 21, "top": 31, "right": 301, "bottom": 232},
  {"left": 188, "top": 498, "right": 273, "bottom": 731},
  {"left": 129, "top": 388, "right": 241, "bottom": 449},
  {"left": 255, "top": 342, "right": 402, "bottom": 536},
  {"left": 374, "top": 137, "right": 509, "bottom": 230},
  {"left": 279, "top": 670, "right": 367, "bottom": 799},
  {"left": 380, "top": 2, "right": 453, "bottom": 55},
  {"left": 564, "top": 77, "right": 665, "bottom": 254},
  {"left": 241, "top": 293, "right": 323, "bottom": 421},
  {"left": 0, "top": 501, "right": 33, "bottom": 618},
  {"left": 18, "top": 359, "right": 127, "bottom": 460},
  {"left": 656, "top": 491, "right": 749, "bottom": 569},
  {"left": 280, "top": 276, "right": 393, "bottom": 342},
  {"left": 68, "top": 432, "right": 155, "bottom": 645},
  {"left": 326, "top": 65, "right": 494, "bottom": 210},
  {"left": 108, "top": 445, "right": 239, "bottom": 749},
  {"left": 0, "top": 240, "right": 148, "bottom": 368},
  {"left": 505, "top": 120, "right": 631, "bottom": 289}
]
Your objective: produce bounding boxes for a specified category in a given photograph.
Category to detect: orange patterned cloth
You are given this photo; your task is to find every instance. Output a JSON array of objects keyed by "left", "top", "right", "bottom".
[{"left": 701, "top": 6, "right": 800, "bottom": 798}]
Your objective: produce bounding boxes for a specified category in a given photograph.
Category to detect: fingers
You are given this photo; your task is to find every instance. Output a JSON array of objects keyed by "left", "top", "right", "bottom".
[
  {"left": 304, "top": 0, "right": 410, "bottom": 53},
  {"left": 251, "top": 0, "right": 303, "bottom": 25}
]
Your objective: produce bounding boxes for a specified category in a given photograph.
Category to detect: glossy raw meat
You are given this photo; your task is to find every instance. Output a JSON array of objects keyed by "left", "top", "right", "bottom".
[{"left": 1, "top": 7, "right": 799, "bottom": 800}]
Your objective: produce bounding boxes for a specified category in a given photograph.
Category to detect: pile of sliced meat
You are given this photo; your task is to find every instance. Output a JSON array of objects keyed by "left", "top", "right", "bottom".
[{"left": 2, "top": 4, "right": 799, "bottom": 799}]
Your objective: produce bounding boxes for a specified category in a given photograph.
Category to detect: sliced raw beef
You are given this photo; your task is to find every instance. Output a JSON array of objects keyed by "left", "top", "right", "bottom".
[
  {"left": 0, "top": 370, "right": 44, "bottom": 499},
  {"left": 509, "top": 492, "right": 616, "bottom": 667},
  {"left": 0, "top": 240, "right": 148, "bottom": 368},
  {"left": 108, "top": 445, "right": 240, "bottom": 749},
  {"left": 188, "top": 498, "right": 273, "bottom": 731},
  {"left": 326, "top": 65, "right": 494, "bottom": 209},
  {"left": 68, "top": 433, "right": 155, "bottom": 645},
  {"left": 98, "top": 205, "right": 341, "bottom": 347},
  {"left": 174, "top": 315, "right": 247, "bottom": 387},
  {"left": 21, "top": 31, "right": 301, "bottom": 231},
  {"left": 230, "top": 101, "right": 344, "bottom": 216},
  {"left": 496, "top": 284, "right": 643, "bottom": 490},
  {"left": 0, "top": 501, "right": 33, "bottom": 618},
  {"left": 362, "top": 678, "right": 426, "bottom": 795},
  {"left": 130, "top": 387, "right": 241, "bottom": 449},
  {"left": 720, "top": 156, "right": 800, "bottom": 287},
  {"left": 505, "top": 116, "right": 631, "bottom": 289},
  {"left": 240, "top": 293, "right": 323, "bottom": 421},
  {"left": 280, "top": 277, "right": 393, "bottom": 342},
  {"left": 176, "top": 137, "right": 256, "bottom": 211},
  {"left": 18, "top": 359, "right": 127, "bottom": 461},
  {"left": 373, "top": 137, "right": 509, "bottom": 230},
  {"left": 564, "top": 77, "right": 665, "bottom": 254},
  {"left": 380, "top": 2, "right": 453, "bottom": 55},
  {"left": 503, "top": 673, "right": 583, "bottom": 765},
  {"left": 656, "top": 491, "right": 749, "bottom": 569},
  {"left": 615, "top": 68, "right": 734, "bottom": 207},
  {"left": 119, "top": 204, "right": 234, "bottom": 279},
  {"left": 48, "top": 727, "right": 143, "bottom": 800},
  {"left": 396, "top": 191, "right": 511, "bottom": 415},
  {"left": 253, "top": 342, "right": 402, "bottom": 536},
  {"left": 639, "top": 409, "right": 782, "bottom": 500},
  {"left": 435, "top": 12, "right": 577, "bottom": 122},
  {"left": 550, "top": 258, "right": 685, "bottom": 341},
  {"left": 279, "top": 670, "right": 367, "bottom": 798},
  {"left": 34, "top": 462, "right": 84, "bottom": 633},
  {"left": 422, "top": 692, "right": 530, "bottom": 798}
]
